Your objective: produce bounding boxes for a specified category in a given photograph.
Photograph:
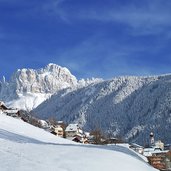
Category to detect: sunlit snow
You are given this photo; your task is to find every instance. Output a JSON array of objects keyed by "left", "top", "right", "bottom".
[{"left": 0, "top": 114, "right": 157, "bottom": 171}]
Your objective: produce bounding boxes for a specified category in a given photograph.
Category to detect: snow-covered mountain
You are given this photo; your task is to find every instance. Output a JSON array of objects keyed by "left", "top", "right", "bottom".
[
  {"left": 0, "top": 63, "right": 102, "bottom": 111},
  {"left": 1, "top": 63, "right": 171, "bottom": 144},
  {"left": 0, "top": 114, "right": 157, "bottom": 171},
  {"left": 33, "top": 74, "right": 171, "bottom": 145},
  {"left": 0, "top": 63, "right": 79, "bottom": 111}
]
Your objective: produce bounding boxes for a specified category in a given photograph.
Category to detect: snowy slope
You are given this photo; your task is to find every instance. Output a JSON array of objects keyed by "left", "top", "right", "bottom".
[
  {"left": 0, "top": 114, "right": 157, "bottom": 171},
  {"left": 34, "top": 74, "right": 171, "bottom": 144}
]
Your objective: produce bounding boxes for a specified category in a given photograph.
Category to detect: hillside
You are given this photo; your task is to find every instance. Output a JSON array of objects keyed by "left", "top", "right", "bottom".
[
  {"left": 33, "top": 74, "right": 171, "bottom": 145},
  {"left": 0, "top": 113, "right": 157, "bottom": 171}
]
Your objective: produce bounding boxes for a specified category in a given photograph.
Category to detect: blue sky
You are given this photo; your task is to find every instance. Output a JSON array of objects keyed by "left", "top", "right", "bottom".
[{"left": 1, "top": 0, "right": 171, "bottom": 80}]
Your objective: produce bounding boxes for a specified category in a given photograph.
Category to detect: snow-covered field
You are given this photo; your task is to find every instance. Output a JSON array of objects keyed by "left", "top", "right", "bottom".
[{"left": 0, "top": 114, "right": 158, "bottom": 171}]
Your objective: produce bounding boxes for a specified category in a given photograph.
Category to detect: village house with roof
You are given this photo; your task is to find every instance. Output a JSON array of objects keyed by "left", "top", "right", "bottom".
[
  {"left": 50, "top": 124, "right": 64, "bottom": 137},
  {"left": 65, "top": 123, "right": 88, "bottom": 143},
  {"left": 0, "top": 101, "right": 8, "bottom": 111},
  {"left": 0, "top": 101, "right": 19, "bottom": 117}
]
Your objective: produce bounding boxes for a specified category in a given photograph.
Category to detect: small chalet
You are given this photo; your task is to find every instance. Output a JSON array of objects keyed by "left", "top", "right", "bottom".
[
  {"left": 0, "top": 101, "right": 20, "bottom": 118},
  {"left": 65, "top": 124, "right": 83, "bottom": 137},
  {"left": 65, "top": 124, "right": 87, "bottom": 143},
  {"left": 0, "top": 101, "right": 8, "bottom": 111},
  {"left": 51, "top": 125, "right": 64, "bottom": 137}
]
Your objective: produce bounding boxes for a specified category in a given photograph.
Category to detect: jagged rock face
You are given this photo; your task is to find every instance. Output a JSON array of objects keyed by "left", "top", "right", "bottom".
[
  {"left": 11, "top": 63, "right": 78, "bottom": 94},
  {"left": 0, "top": 64, "right": 78, "bottom": 110},
  {"left": 0, "top": 63, "right": 102, "bottom": 111},
  {"left": 33, "top": 75, "right": 171, "bottom": 144}
]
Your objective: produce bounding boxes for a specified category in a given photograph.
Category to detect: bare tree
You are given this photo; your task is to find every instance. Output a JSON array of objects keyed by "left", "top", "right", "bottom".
[
  {"left": 90, "top": 128, "right": 105, "bottom": 144},
  {"left": 48, "top": 116, "right": 58, "bottom": 126}
]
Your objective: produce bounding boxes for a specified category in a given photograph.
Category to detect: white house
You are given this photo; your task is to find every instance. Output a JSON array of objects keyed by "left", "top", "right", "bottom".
[
  {"left": 65, "top": 124, "right": 82, "bottom": 137},
  {"left": 51, "top": 125, "right": 64, "bottom": 137},
  {"left": 65, "top": 124, "right": 88, "bottom": 143}
]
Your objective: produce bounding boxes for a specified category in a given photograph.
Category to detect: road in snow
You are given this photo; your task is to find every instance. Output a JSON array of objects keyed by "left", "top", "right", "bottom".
[{"left": 0, "top": 114, "right": 158, "bottom": 171}]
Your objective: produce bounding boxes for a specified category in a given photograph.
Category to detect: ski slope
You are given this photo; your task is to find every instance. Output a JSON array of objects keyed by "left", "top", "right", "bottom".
[{"left": 0, "top": 114, "right": 158, "bottom": 171}]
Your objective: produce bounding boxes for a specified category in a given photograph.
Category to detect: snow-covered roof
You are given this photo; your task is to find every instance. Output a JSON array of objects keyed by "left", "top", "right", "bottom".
[
  {"left": 84, "top": 132, "right": 90, "bottom": 137},
  {"left": 65, "top": 124, "right": 79, "bottom": 132},
  {"left": 57, "top": 121, "right": 64, "bottom": 124},
  {"left": 39, "top": 120, "right": 49, "bottom": 127},
  {"left": 130, "top": 143, "right": 144, "bottom": 148},
  {"left": 0, "top": 101, "right": 8, "bottom": 109},
  {"left": 0, "top": 101, "right": 5, "bottom": 106},
  {"left": 4, "top": 109, "right": 19, "bottom": 114}
]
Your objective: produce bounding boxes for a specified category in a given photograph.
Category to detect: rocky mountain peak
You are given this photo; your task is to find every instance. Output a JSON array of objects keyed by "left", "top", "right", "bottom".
[
  {"left": 0, "top": 64, "right": 78, "bottom": 110},
  {"left": 44, "top": 63, "right": 65, "bottom": 72},
  {"left": 10, "top": 64, "right": 78, "bottom": 94}
]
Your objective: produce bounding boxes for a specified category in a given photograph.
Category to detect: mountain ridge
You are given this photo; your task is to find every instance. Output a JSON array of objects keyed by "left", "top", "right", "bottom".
[
  {"left": 33, "top": 74, "right": 171, "bottom": 144},
  {"left": 1, "top": 63, "right": 171, "bottom": 144}
]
